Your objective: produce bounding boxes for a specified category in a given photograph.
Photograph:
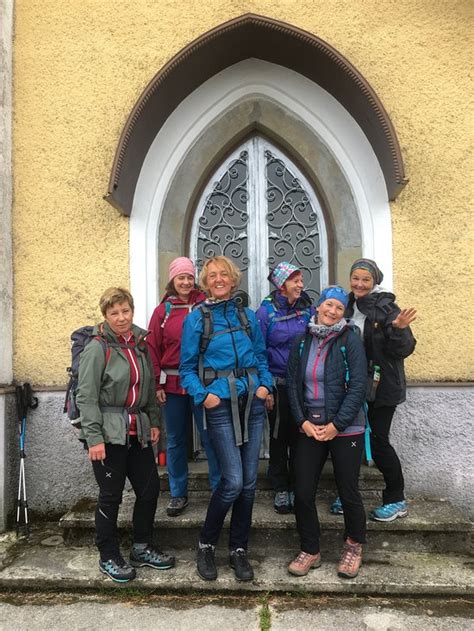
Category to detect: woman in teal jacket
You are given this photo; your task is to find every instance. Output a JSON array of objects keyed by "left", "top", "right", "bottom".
[
  {"left": 77, "top": 287, "right": 175, "bottom": 583},
  {"left": 180, "top": 256, "right": 273, "bottom": 583}
]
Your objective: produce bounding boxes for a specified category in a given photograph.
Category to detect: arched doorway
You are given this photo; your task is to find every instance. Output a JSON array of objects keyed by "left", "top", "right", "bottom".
[
  {"left": 190, "top": 136, "right": 329, "bottom": 307},
  {"left": 128, "top": 58, "right": 394, "bottom": 326}
]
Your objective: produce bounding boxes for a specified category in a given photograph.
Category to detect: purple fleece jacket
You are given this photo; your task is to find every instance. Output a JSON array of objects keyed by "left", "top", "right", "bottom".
[{"left": 256, "top": 290, "right": 315, "bottom": 378}]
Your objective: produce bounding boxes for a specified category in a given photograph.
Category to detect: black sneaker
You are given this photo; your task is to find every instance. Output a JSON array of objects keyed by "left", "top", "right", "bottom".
[
  {"left": 99, "top": 556, "right": 136, "bottom": 583},
  {"left": 274, "top": 491, "right": 291, "bottom": 514},
  {"left": 196, "top": 543, "right": 217, "bottom": 581},
  {"left": 129, "top": 545, "right": 175, "bottom": 570},
  {"left": 166, "top": 496, "right": 189, "bottom": 517},
  {"left": 229, "top": 548, "right": 254, "bottom": 581}
]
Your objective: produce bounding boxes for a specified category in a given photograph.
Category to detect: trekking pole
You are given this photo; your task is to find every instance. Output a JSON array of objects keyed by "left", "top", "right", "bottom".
[{"left": 15, "top": 383, "right": 38, "bottom": 538}]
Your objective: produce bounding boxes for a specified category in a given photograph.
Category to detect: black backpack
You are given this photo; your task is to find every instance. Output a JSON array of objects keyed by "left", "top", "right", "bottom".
[
  {"left": 64, "top": 325, "right": 150, "bottom": 428},
  {"left": 196, "top": 303, "right": 252, "bottom": 381},
  {"left": 63, "top": 326, "right": 108, "bottom": 428}
]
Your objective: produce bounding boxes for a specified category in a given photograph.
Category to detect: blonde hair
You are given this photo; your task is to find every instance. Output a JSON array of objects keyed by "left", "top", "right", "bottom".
[
  {"left": 199, "top": 256, "right": 241, "bottom": 295},
  {"left": 99, "top": 287, "right": 134, "bottom": 317}
]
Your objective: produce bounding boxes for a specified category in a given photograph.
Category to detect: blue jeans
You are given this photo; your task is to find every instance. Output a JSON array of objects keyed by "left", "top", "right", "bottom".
[
  {"left": 199, "top": 396, "right": 266, "bottom": 550},
  {"left": 164, "top": 393, "right": 220, "bottom": 497}
]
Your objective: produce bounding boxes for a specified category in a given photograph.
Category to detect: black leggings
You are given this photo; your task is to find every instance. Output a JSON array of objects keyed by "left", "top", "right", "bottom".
[
  {"left": 91, "top": 437, "right": 160, "bottom": 560},
  {"left": 368, "top": 403, "right": 405, "bottom": 504},
  {"left": 267, "top": 385, "right": 299, "bottom": 492},
  {"left": 294, "top": 432, "right": 366, "bottom": 554}
]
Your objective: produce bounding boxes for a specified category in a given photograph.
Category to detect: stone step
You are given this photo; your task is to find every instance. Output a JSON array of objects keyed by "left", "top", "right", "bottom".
[
  {"left": 60, "top": 493, "right": 472, "bottom": 556},
  {"left": 1, "top": 526, "right": 473, "bottom": 597},
  {"left": 159, "top": 460, "right": 385, "bottom": 495}
]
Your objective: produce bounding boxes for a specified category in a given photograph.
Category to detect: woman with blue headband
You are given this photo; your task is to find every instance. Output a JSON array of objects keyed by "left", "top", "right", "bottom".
[{"left": 286, "top": 286, "right": 367, "bottom": 579}]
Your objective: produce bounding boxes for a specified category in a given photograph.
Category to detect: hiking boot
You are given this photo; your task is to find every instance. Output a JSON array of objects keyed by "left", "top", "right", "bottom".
[
  {"left": 197, "top": 543, "right": 217, "bottom": 581},
  {"left": 274, "top": 491, "right": 291, "bottom": 514},
  {"left": 166, "top": 496, "right": 189, "bottom": 517},
  {"left": 369, "top": 500, "right": 408, "bottom": 522},
  {"left": 337, "top": 541, "right": 362, "bottom": 579},
  {"left": 229, "top": 548, "right": 254, "bottom": 581},
  {"left": 288, "top": 491, "right": 295, "bottom": 512},
  {"left": 288, "top": 551, "right": 321, "bottom": 577},
  {"left": 330, "top": 496, "right": 344, "bottom": 515},
  {"left": 129, "top": 544, "right": 175, "bottom": 570},
  {"left": 99, "top": 556, "right": 136, "bottom": 583}
]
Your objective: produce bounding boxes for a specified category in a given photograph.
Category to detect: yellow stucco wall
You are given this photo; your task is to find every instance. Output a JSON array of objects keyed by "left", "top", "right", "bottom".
[{"left": 13, "top": 0, "right": 473, "bottom": 385}]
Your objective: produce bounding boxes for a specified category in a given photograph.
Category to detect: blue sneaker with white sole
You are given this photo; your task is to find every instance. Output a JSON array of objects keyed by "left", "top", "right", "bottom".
[
  {"left": 330, "top": 496, "right": 344, "bottom": 515},
  {"left": 369, "top": 501, "right": 408, "bottom": 522}
]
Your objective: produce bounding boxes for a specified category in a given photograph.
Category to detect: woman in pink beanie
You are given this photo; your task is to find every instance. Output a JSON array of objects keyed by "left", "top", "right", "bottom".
[{"left": 147, "top": 257, "right": 220, "bottom": 517}]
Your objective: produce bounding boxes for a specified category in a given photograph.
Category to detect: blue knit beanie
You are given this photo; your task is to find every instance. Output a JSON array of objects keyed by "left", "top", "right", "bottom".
[{"left": 317, "top": 285, "right": 349, "bottom": 308}]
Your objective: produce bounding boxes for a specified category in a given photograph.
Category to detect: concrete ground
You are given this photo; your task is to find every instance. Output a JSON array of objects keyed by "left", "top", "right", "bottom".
[
  {"left": 0, "top": 525, "right": 473, "bottom": 630},
  {"left": 0, "top": 592, "right": 473, "bottom": 630}
]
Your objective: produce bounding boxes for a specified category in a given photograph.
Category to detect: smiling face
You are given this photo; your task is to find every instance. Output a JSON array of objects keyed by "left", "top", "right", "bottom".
[
  {"left": 281, "top": 271, "right": 304, "bottom": 304},
  {"left": 206, "top": 261, "right": 234, "bottom": 300},
  {"left": 317, "top": 298, "right": 345, "bottom": 326},
  {"left": 173, "top": 273, "right": 195, "bottom": 301},
  {"left": 350, "top": 268, "right": 375, "bottom": 299},
  {"left": 105, "top": 300, "right": 134, "bottom": 336}
]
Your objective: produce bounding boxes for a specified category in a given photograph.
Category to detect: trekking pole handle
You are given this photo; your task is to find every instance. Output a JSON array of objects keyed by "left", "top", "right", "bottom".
[{"left": 23, "top": 383, "right": 39, "bottom": 410}]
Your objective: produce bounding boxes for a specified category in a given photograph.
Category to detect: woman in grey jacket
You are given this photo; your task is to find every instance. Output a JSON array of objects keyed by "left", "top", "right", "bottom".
[{"left": 77, "top": 287, "right": 175, "bottom": 583}]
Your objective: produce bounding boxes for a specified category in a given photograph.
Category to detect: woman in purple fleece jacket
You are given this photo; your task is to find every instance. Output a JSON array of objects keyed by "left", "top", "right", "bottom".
[{"left": 256, "top": 262, "right": 314, "bottom": 514}]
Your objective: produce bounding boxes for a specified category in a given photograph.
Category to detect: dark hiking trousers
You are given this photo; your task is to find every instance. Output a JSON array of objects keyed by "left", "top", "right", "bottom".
[
  {"left": 91, "top": 436, "right": 160, "bottom": 560},
  {"left": 368, "top": 403, "right": 405, "bottom": 504},
  {"left": 294, "top": 432, "right": 366, "bottom": 554}
]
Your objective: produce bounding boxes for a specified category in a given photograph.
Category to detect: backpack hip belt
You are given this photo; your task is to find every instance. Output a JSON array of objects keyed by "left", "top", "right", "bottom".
[
  {"left": 100, "top": 405, "right": 149, "bottom": 447},
  {"left": 203, "top": 367, "right": 258, "bottom": 447},
  {"left": 162, "top": 368, "right": 180, "bottom": 376}
]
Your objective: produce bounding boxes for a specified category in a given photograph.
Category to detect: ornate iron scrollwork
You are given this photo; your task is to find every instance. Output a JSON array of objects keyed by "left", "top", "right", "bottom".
[
  {"left": 265, "top": 149, "right": 322, "bottom": 303},
  {"left": 196, "top": 151, "right": 250, "bottom": 296}
]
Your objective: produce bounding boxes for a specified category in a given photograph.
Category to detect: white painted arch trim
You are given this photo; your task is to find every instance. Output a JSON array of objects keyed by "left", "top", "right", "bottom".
[{"left": 130, "top": 59, "right": 392, "bottom": 327}]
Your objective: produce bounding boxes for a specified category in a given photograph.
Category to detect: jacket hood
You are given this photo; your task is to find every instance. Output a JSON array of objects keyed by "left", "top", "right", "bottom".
[{"left": 348, "top": 289, "right": 396, "bottom": 315}]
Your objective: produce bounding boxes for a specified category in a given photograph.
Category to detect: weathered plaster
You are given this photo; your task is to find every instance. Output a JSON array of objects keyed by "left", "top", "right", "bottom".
[
  {"left": 3, "top": 387, "right": 472, "bottom": 521},
  {"left": 0, "top": 0, "right": 13, "bottom": 387},
  {"left": 12, "top": 0, "right": 473, "bottom": 385},
  {"left": 0, "top": 0, "right": 14, "bottom": 532}
]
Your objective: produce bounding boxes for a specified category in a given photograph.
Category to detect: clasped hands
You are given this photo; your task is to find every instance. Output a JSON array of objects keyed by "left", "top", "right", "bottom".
[{"left": 301, "top": 420, "right": 338, "bottom": 441}]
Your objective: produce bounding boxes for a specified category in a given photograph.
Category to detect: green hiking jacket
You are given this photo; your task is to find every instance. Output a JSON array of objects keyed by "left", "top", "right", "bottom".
[{"left": 76, "top": 322, "right": 160, "bottom": 447}]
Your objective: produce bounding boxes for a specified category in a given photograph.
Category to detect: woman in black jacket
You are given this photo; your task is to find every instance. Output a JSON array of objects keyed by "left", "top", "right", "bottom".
[
  {"left": 286, "top": 286, "right": 367, "bottom": 580},
  {"left": 331, "top": 258, "right": 416, "bottom": 522}
]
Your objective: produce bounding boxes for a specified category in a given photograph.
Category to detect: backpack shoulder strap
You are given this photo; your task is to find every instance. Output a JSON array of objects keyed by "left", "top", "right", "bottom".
[
  {"left": 374, "top": 294, "right": 398, "bottom": 319},
  {"left": 236, "top": 304, "right": 252, "bottom": 339},
  {"left": 197, "top": 304, "right": 213, "bottom": 355},
  {"left": 338, "top": 328, "right": 351, "bottom": 386},
  {"left": 196, "top": 304, "right": 213, "bottom": 382}
]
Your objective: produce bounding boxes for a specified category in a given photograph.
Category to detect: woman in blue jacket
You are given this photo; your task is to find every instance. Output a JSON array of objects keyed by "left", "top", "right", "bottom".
[
  {"left": 180, "top": 256, "right": 273, "bottom": 583},
  {"left": 256, "top": 262, "right": 314, "bottom": 514},
  {"left": 286, "top": 286, "right": 367, "bottom": 580}
]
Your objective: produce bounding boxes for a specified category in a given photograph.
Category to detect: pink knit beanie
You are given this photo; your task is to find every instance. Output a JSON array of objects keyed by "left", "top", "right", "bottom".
[{"left": 168, "top": 257, "right": 195, "bottom": 282}]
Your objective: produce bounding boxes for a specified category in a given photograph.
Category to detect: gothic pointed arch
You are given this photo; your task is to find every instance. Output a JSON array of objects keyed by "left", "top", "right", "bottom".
[{"left": 106, "top": 13, "right": 407, "bottom": 215}]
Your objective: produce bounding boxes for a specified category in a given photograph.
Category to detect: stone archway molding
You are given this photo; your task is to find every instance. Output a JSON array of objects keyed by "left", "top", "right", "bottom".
[{"left": 106, "top": 13, "right": 407, "bottom": 215}]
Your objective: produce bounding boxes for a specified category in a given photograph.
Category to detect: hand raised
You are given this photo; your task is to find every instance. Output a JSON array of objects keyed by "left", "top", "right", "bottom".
[{"left": 392, "top": 307, "right": 417, "bottom": 329}]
